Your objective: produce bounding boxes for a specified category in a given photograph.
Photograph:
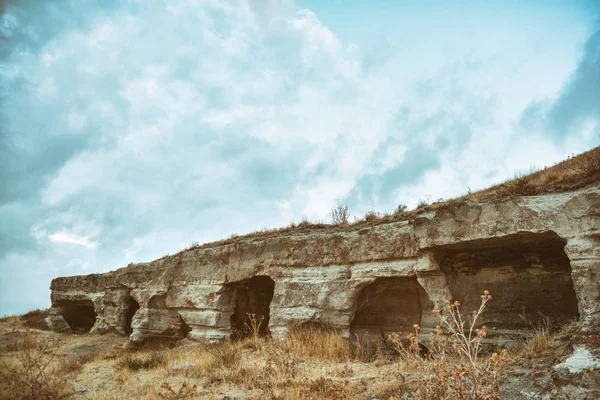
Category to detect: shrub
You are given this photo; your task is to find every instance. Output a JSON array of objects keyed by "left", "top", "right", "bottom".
[
  {"left": 117, "top": 351, "right": 166, "bottom": 371},
  {"left": 364, "top": 210, "right": 380, "bottom": 222},
  {"left": 329, "top": 203, "right": 350, "bottom": 224},
  {"left": 395, "top": 203, "right": 408, "bottom": 213},
  {"left": 416, "top": 199, "right": 429, "bottom": 208},
  {"left": 0, "top": 334, "right": 69, "bottom": 400},
  {"left": 298, "top": 216, "right": 311, "bottom": 228}
]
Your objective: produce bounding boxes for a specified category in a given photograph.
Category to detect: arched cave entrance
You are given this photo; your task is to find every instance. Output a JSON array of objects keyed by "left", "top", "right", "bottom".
[
  {"left": 350, "top": 277, "right": 434, "bottom": 341},
  {"left": 123, "top": 296, "right": 140, "bottom": 336},
  {"left": 227, "top": 276, "right": 275, "bottom": 340},
  {"left": 437, "top": 231, "right": 579, "bottom": 331},
  {"left": 56, "top": 300, "right": 97, "bottom": 333}
]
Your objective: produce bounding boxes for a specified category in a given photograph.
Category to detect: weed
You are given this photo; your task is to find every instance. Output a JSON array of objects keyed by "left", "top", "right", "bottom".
[
  {"left": 364, "top": 210, "right": 380, "bottom": 222},
  {"left": 0, "top": 334, "right": 69, "bottom": 400},
  {"left": 186, "top": 241, "right": 200, "bottom": 249},
  {"left": 395, "top": 203, "right": 408, "bottom": 213},
  {"left": 406, "top": 290, "right": 509, "bottom": 399},
  {"left": 416, "top": 199, "right": 429, "bottom": 208},
  {"left": 245, "top": 312, "right": 264, "bottom": 349},
  {"left": 157, "top": 382, "right": 198, "bottom": 399},
  {"left": 432, "top": 290, "right": 492, "bottom": 365},
  {"left": 330, "top": 203, "right": 350, "bottom": 224},
  {"left": 298, "top": 216, "right": 311, "bottom": 228},
  {"left": 117, "top": 351, "right": 166, "bottom": 371}
]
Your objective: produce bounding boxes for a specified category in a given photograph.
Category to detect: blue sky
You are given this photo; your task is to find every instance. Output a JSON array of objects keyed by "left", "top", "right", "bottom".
[{"left": 1, "top": 0, "right": 599, "bottom": 315}]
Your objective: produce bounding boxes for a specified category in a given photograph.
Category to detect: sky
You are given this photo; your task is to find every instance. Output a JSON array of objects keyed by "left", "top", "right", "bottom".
[{"left": 0, "top": 0, "right": 599, "bottom": 316}]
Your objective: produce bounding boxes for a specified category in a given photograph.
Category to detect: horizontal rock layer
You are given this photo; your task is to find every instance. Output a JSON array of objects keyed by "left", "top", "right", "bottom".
[{"left": 49, "top": 184, "right": 600, "bottom": 347}]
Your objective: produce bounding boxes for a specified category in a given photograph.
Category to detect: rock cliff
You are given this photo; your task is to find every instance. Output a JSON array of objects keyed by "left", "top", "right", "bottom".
[{"left": 48, "top": 183, "right": 600, "bottom": 350}]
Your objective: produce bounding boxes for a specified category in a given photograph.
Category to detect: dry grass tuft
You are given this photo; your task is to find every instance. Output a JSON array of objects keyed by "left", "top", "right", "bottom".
[
  {"left": 59, "top": 353, "right": 94, "bottom": 374},
  {"left": 363, "top": 210, "right": 381, "bottom": 223},
  {"left": 282, "top": 324, "right": 351, "bottom": 362},
  {"left": 117, "top": 350, "right": 166, "bottom": 371}
]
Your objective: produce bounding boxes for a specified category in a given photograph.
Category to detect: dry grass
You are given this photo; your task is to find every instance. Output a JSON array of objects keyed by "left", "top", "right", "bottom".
[
  {"left": 117, "top": 350, "right": 166, "bottom": 371},
  {"left": 20, "top": 309, "right": 50, "bottom": 331},
  {"left": 281, "top": 325, "right": 351, "bottom": 362},
  {"left": 329, "top": 203, "right": 350, "bottom": 225},
  {"left": 0, "top": 290, "right": 588, "bottom": 399},
  {"left": 0, "top": 334, "right": 70, "bottom": 400}
]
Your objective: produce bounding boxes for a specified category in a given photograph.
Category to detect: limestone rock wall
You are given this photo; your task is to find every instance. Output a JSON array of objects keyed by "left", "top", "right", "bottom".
[{"left": 49, "top": 184, "right": 600, "bottom": 347}]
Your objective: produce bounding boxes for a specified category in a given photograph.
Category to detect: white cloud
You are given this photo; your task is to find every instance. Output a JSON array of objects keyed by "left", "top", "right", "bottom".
[{"left": 48, "top": 231, "right": 99, "bottom": 249}]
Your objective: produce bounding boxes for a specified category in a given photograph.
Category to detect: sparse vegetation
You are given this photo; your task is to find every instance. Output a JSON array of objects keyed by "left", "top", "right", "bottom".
[
  {"left": 157, "top": 382, "right": 198, "bottom": 399},
  {"left": 416, "top": 198, "right": 429, "bottom": 208},
  {"left": 186, "top": 241, "right": 200, "bottom": 249},
  {"left": 298, "top": 216, "right": 311, "bottom": 228},
  {"left": 0, "top": 287, "right": 589, "bottom": 399},
  {"left": 364, "top": 209, "right": 381, "bottom": 222},
  {"left": 387, "top": 290, "right": 509, "bottom": 400},
  {"left": 329, "top": 203, "right": 350, "bottom": 224},
  {"left": 117, "top": 350, "right": 166, "bottom": 371},
  {"left": 282, "top": 324, "right": 351, "bottom": 362},
  {"left": 20, "top": 309, "right": 50, "bottom": 331},
  {"left": 0, "top": 334, "right": 69, "bottom": 400},
  {"left": 395, "top": 203, "right": 408, "bottom": 213},
  {"left": 154, "top": 146, "right": 600, "bottom": 260}
]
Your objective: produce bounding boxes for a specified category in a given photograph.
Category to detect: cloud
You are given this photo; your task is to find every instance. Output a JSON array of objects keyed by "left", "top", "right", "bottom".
[
  {"left": 520, "top": 29, "right": 600, "bottom": 142},
  {"left": 0, "top": 0, "right": 599, "bottom": 315},
  {"left": 48, "top": 232, "right": 99, "bottom": 249},
  {"left": 546, "top": 30, "right": 600, "bottom": 139}
]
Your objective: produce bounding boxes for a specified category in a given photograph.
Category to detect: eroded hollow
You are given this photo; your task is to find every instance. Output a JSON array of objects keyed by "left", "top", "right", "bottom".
[
  {"left": 350, "top": 277, "right": 434, "bottom": 341},
  {"left": 56, "top": 300, "right": 97, "bottom": 333},
  {"left": 227, "top": 276, "right": 275, "bottom": 340},
  {"left": 123, "top": 296, "right": 140, "bottom": 336},
  {"left": 437, "top": 231, "right": 579, "bottom": 330}
]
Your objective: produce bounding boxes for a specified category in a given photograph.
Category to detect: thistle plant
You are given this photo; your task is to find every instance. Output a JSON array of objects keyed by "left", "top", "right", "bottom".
[{"left": 432, "top": 290, "right": 492, "bottom": 365}]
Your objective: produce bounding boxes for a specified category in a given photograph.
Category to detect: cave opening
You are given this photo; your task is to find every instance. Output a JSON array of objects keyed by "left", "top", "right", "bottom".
[
  {"left": 350, "top": 277, "right": 434, "bottom": 341},
  {"left": 437, "top": 231, "right": 579, "bottom": 331},
  {"left": 228, "top": 276, "right": 275, "bottom": 340},
  {"left": 123, "top": 296, "right": 140, "bottom": 336},
  {"left": 57, "top": 300, "right": 97, "bottom": 333}
]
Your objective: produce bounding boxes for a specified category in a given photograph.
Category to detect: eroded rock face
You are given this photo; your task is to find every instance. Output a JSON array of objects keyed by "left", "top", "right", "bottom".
[{"left": 49, "top": 184, "right": 600, "bottom": 348}]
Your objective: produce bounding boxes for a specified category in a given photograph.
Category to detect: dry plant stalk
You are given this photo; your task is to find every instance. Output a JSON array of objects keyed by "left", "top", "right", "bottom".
[
  {"left": 433, "top": 290, "right": 492, "bottom": 365},
  {"left": 245, "top": 312, "right": 264, "bottom": 348},
  {"left": 157, "top": 381, "right": 198, "bottom": 399},
  {"left": 0, "top": 334, "right": 68, "bottom": 400}
]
